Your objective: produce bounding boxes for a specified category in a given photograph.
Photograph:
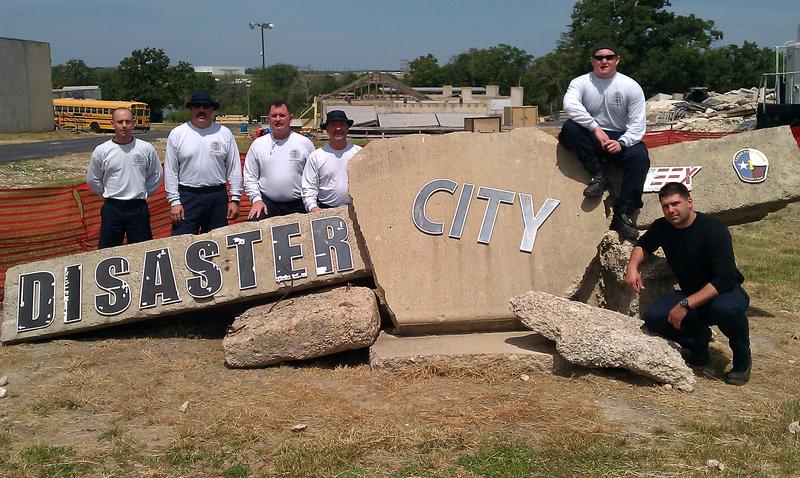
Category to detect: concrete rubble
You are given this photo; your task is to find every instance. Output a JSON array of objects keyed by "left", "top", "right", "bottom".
[
  {"left": 647, "top": 87, "right": 760, "bottom": 132},
  {"left": 509, "top": 290, "right": 696, "bottom": 391},
  {"left": 568, "top": 231, "right": 676, "bottom": 318},
  {"left": 223, "top": 286, "right": 380, "bottom": 368}
]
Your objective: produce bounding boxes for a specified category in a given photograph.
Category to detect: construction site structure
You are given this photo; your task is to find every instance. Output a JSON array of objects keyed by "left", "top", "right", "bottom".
[
  {"left": 294, "top": 73, "right": 530, "bottom": 136},
  {"left": 757, "top": 24, "right": 800, "bottom": 128}
]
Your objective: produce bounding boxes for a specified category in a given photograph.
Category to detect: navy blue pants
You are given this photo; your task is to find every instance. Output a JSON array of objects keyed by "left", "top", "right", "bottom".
[
  {"left": 172, "top": 186, "right": 229, "bottom": 235},
  {"left": 99, "top": 199, "right": 152, "bottom": 249},
  {"left": 642, "top": 288, "right": 751, "bottom": 369},
  {"left": 558, "top": 119, "right": 650, "bottom": 207},
  {"left": 249, "top": 194, "right": 306, "bottom": 221}
]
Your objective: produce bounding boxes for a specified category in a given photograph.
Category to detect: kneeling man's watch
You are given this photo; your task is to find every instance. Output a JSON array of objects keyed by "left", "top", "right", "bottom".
[
  {"left": 679, "top": 297, "right": 690, "bottom": 310},
  {"left": 618, "top": 139, "right": 627, "bottom": 149}
]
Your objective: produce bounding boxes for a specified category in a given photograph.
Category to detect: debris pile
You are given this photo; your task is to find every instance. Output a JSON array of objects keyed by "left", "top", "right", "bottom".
[{"left": 646, "top": 88, "right": 762, "bottom": 132}]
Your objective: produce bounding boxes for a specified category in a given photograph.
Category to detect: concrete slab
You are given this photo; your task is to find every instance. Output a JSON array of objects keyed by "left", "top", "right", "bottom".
[
  {"left": 640, "top": 126, "right": 800, "bottom": 227},
  {"left": 349, "top": 128, "right": 609, "bottom": 333},
  {"left": 2, "top": 207, "right": 370, "bottom": 343},
  {"left": 327, "top": 105, "right": 378, "bottom": 127},
  {"left": 369, "top": 331, "right": 570, "bottom": 373},
  {"left": 378, "top": 113, "right": 439, "bottom": 128},
  {"left": 436, "top": 113, "right": 484, "bottom": 128}
]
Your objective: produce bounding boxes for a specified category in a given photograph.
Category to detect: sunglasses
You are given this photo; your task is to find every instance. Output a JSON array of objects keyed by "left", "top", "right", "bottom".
[{"left": 593, "top": 54, "right": 618, "bottom": 61}]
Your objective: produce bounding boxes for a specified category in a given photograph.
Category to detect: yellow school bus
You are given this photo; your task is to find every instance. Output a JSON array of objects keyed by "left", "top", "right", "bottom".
[{"left": 53, "top": 99, "right": 150, "bottom": 132}]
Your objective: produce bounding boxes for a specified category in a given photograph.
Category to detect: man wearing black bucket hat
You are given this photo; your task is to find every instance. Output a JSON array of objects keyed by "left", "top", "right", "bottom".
[
  {"left": 164, "top": 92, "right": 243, "bottom": 235},
  {"left": 558, "top": 40, "right": 650, "bottom": 241},
  {"left": 301, "top": 110, "right": 362, "bottom": 212}
]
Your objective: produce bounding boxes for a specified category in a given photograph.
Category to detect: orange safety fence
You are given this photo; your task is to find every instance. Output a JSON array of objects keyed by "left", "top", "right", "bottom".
[{"left": 0, "top": 130, "right": 771, "bottom": 300}]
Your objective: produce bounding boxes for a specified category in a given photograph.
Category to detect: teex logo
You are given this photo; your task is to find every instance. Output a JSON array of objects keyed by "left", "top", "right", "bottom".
[{"left": 411, "top": 179, "right": 560, "bottom": 253}]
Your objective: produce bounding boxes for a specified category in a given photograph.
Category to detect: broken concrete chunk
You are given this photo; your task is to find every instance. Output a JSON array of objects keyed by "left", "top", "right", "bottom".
[
  {"left": 223, "top": 286, "right": 380, "bottom": 368},
  {"left": 509, "top": 290, "right": 696, "bottom": 392}
]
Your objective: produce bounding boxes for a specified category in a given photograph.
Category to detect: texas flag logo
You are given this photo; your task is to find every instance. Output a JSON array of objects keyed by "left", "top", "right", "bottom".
[{"left": 732, "top": 148, "right": 769, "bottom": 184}]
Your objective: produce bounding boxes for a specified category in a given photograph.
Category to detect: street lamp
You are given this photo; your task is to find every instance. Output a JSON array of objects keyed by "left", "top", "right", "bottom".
[{"left": 248, "top": 21, "right": 274, "bottom": 70}]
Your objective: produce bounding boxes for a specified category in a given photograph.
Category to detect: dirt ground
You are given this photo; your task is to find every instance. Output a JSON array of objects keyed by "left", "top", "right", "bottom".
[{"left": 0, "top": 151, "right": 798, "bottom": 476}]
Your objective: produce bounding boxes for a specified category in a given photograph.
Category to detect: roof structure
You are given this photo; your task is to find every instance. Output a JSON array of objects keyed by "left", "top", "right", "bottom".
[{"left": 320, "top": 72, "right": 431, "bottom": 101}]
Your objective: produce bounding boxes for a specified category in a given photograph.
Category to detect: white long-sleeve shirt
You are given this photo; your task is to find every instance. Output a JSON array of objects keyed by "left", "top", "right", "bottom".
[
  {"left": 164, "top": 122, "right": 243, "bottom": 206},
  {"left": 562, "top": 71, "right": 646, "bottom": 146},
  {"left": 243, "top": 131, "right": 315, "bottom": 203},
  {"left": 86, "top": 138, "right": 162, "bottom": 200},
  {"left": 301, "top": 143, "right": 362, "bottom": 211}
]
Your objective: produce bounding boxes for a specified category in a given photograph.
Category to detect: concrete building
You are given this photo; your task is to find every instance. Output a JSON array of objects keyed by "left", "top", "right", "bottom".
[
  {"left": 194, "top": 65, "right": 246, "bottom": 76},
  {"left": 52, "top": 85, "right": 102, "bottom": 99},
  {"left": 0, "top": 37, "right": 54, "bottom": 133}
]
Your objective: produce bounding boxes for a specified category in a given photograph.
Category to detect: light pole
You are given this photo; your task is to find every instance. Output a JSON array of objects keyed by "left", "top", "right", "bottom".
[{"left": 248, "top": 21, "right": 274, "bottom": 70}]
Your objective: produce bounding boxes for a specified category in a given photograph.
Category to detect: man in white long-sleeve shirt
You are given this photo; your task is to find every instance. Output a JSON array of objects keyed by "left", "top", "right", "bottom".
[
  {"left": 244, "top": 100, "right": 315, "bottom": 220},
  {"left": 86, "top": 107, "right": 163, "bottom": 248},
  {"left": 164, "top": 92, "right": 243, "bottom": 235},
  {"left": 559, "top": 40, "right": 650, "bottom": 240},
  {"left": 302, "top": 110, "right": 362, "bottom": 212}
]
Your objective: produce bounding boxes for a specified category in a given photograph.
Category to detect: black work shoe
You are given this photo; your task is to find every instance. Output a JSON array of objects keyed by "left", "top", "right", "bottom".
[
  {"left": 725, "top": 364, "right": 751, "bottom": 385},
  {"left": 681, "top": 349, "right": 710, "bottom": 368},
  {"left": 583, "top": 176, "right": 610, "bottom": 197},
  {"left": 610, "top": 213, "right": 639, "bottom": 240}
]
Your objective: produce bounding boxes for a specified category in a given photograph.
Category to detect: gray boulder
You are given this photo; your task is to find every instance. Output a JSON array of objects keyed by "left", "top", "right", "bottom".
[
  {"left": 509, "top": 291, "right": 696, "bottom": 391},
  {"left": 223, "top": 286, "right": 380, "bottom": 368}
]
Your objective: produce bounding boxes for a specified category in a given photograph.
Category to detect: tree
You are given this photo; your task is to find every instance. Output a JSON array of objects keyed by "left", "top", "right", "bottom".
[
  {"left": 406, "top": 54, "right": 442, "bottom": 86},
  {"left": 52, "top": 59, "right": 92, "bottom": 88},
  {"left": 116, "top": 48, "right": 213, "bottom": 122}
]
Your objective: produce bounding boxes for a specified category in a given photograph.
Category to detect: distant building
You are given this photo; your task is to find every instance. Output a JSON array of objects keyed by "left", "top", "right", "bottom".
[
  {"left": 0, "top": 36, "right": 53, "bottom": 133},
  {"left": 194, "top": 65, "right": 246, "bottom": 76},
  {"left": 52, "top": 85, "right": 101, "bottom": 99}
]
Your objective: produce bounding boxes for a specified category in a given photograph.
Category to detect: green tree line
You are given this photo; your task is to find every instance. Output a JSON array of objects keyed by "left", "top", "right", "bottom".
[
  {"left": 404, "top": 0, "right": 775, "bottom": 115},
  {"left": 53, "top": 1, "right": 777, "bottom": 120},
  {"left": 52, "top": 48, "right": 358, "bottom": 122}
]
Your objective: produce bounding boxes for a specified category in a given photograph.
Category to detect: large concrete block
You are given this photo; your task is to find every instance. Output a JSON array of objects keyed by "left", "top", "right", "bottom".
[
  {"left": 348, "top": 128, "right": 610, "bottom": 333},
  {"left": 2, "top": 208, "right": 369, "bottom": 343},
  {"left": 224, "top": 286, "right": 380, "bottom": 368},
  {"left": 640, "top": 126, "right": 800, "bottom": 227},
  {"left": 510, "top": 291, "right": 695, "bottom": 391}
]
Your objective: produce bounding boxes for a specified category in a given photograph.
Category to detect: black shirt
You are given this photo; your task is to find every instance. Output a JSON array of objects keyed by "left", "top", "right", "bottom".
[{"left": 636, "top": 212, "right": 744, "bottom": 295}]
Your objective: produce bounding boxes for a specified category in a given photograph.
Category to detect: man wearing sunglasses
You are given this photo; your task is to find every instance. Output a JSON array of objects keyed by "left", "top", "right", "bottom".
[{"left": 559, "top": 40, "right": 649, "bottom": 241}]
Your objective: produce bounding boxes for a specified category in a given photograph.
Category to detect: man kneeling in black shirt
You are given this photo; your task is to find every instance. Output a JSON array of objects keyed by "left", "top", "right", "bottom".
[{"left": 624, "top": 182, "right": 751, "bottom": 385}]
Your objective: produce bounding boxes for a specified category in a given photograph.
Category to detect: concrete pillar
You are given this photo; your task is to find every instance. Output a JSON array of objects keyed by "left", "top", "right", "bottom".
[
  {"left": 442, "top": 85, "right": 453, "bottom": 97},
  {"left": 510, "top": 87, "right": 524, "bottom": 106},
  {"left": 461, "top": 86, "right": 473, "bottom": 102},
  {"left": 485, "top": 85, "right": 499, "bottom": 97}
]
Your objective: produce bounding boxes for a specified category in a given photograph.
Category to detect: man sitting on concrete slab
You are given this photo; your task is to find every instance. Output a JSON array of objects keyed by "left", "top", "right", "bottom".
[
  {"left": 559, "top": 40, "right": 650, "bottom": 240},
  {"left": 244, "top": 99, "right": 315, "bottom": 220},
  {"left": 86, "top": 107, "right": 163, "bottom": 248},
  {"left": 302, "top": 110, "right": 362, "bottom": 212},
  {"left": 624, "top": 182, "right": 751, "bottom": 385}
]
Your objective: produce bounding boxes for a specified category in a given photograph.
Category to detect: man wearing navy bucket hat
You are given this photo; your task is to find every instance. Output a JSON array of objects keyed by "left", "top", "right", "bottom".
[
  {"left": 301, "top": 110, "right": 362, "bottom": 212},
  {"left": 164, "top": 91, "right": 243, "bottom": 235}
]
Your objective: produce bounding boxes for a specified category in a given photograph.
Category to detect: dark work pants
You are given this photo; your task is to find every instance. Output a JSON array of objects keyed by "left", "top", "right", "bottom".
[
  {"left": 99, "top": 198, "right": 152, "bottom": 249},
  {"left": 642, "top": 288, "right": 751, "bottom": 369},
  {"left": 172, "top": 187, "right": 228, "bottom": 235},
  {"left": 558, "top": 119, "right": 650, "bottom": 208},
  {"left": 249, "top": 194, "right": 306, "bottom": 221}
]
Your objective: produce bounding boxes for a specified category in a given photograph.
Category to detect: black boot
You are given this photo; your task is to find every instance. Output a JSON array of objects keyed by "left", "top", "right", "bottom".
[
  {"left": 611, "top": 200, "right": 640, "bottom": 240},
  {"left": 582, "top": 159, "right": 610, "bottom": 197}
]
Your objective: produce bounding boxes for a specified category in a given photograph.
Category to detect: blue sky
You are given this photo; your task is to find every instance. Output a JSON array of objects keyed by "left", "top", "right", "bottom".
[{"left": 1, "top": 0, "right": 797, "bottom": 70}]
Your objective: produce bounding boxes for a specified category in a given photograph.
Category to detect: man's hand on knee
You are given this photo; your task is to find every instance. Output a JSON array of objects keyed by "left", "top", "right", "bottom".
[{"left": 593, "top": 127, "right": 610, "bottom": 148}]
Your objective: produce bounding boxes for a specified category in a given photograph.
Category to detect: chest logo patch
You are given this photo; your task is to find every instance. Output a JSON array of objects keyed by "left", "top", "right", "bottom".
[
  {"left": 133, "top": 154, "right": 145, "bottom": 166},
  {"left": 289, "top": 149, "right": 301, "bottom": 160},
  {"left": 210, "top": 141, "right": 223, "bottom": 153},
  {"left": 732, "top": 148, "right": 768, "bottom": 184}
]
